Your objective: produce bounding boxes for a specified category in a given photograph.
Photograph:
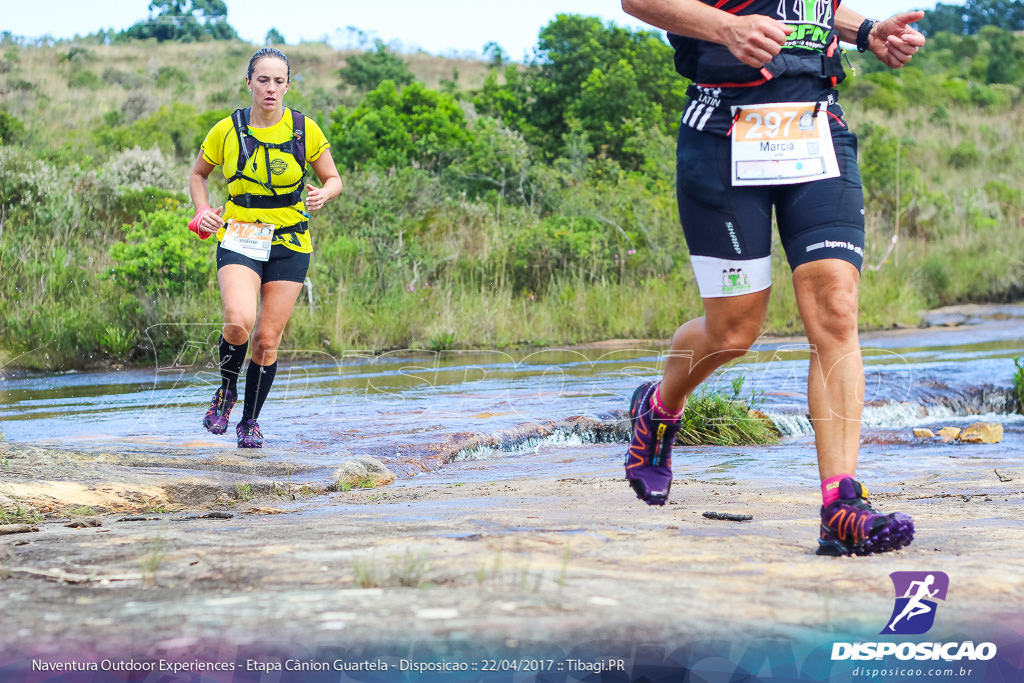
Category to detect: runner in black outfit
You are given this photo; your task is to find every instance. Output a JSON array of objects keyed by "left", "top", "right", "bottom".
[{"left": 620, "top": 0, "right": 926, "bottom": 555}]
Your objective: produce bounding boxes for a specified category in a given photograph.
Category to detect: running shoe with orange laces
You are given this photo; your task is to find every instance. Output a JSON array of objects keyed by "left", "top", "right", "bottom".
[
  {"left": 624, "top": 382, "right": 682, "bottom": 506},
  {"left": 202, "top": 387, "right": 236, "bottom": 435},
  {"left": 236, "top": 418, "right": 263, "bottom": 448},
  {"left": 816, "top": 477, "right": 914, "bottom": 556}
]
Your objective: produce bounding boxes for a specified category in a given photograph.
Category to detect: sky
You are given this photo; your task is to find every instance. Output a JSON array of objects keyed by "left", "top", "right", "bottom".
[{"left": 2, "top": 0, "right": 948, "bottom": 60}]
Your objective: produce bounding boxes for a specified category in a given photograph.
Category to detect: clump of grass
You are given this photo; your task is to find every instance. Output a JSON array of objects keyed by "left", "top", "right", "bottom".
[
  {"left": 352, "top": 549, "right": 432, "bottom": 588},
  {"left": 428, "top": 330, "right": 455, "bottom": 352},
  {"left": 476, "top": 541, "right": 545, "bottom": 593},
  {"left": 235, "top": 482, "right": 253, "bottom": 501},
  {"left": 0, "top": 500, "right": 44, "bottom": 525},
  {"left": 98, "top": 324, "right": 137, "bottom": 360},
  {"left": 557, "top": 541, "right": 571, "bottom": 590},
  {"left": 64, "top": 505, "right": 98, "bottom": 517},
  {"left": 137, "top": 536, "right": 166, "bottom": 586},
  {"left": 391, "top": 550, "right": 430, "bottom": 588},
  {"left": 353, "top": 553, "right": 382, "bottom": 588},
  {"left": 677, "top": 376, "right": 779, "bottom": 446}
]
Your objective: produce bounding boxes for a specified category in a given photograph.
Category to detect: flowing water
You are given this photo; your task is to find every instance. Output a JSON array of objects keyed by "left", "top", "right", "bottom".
[{"left": 1, "top": 304, "right": 1022, "bottom": 490}]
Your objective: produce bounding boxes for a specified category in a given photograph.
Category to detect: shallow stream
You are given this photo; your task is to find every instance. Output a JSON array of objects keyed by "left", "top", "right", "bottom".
[{"left": 1, "top": 304, "right": 1021, "bottom": 491}]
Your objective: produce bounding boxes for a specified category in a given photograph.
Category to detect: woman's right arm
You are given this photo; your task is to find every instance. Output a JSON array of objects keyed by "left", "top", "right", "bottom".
[
  {"left": 188, "top": 152, "right": 224, "bottom": 236},
  {"left": 621, "top": 0, "right": 792, "bottom": 68}
]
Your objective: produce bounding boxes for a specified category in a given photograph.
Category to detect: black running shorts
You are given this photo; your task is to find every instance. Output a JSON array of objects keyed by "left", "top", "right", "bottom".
[
  {"left": 676, "top": 123, "right": 865, "bottom": 298},
  {"left": 216, "top": 243, "right": 310, "bottom": 283}
]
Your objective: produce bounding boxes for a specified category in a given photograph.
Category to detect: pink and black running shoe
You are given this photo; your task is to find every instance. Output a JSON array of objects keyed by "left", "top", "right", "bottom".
[
  {"left": 625, "top": 381, "right": 682, "bottom": 506},
  {"left": 236, "top": 418, "right": 263, "bottom": 449},
  {"left": 816, "top": 477, "right": 914, "bottom": 556},
  {"left": 202, "top": 387, "right": 236, "bottom": 435}
]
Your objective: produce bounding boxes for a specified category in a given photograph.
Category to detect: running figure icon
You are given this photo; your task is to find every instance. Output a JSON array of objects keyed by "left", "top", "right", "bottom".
[{"left": 888, "top": 574, "right": 939, "bottom": 631}]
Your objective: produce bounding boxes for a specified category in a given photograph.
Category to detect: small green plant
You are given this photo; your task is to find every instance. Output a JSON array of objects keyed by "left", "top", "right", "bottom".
[
  {"left": 235, "top": 483, "right": 254, "bottom": 501},
  {"left": 353, "top": 553, "right": 382, "bottom": 588},
  {"left": 429, "top": 330, "right": 456, "bottom": 352},
  {"left": 99, "top": 325, "right": 137, "bottom": 360},
  {"left": 0, "top": 501, "right": 43, "bottom": 525},
  {"left": 731, "top": 375, "right": 745, "bottom": 398},
  {"left": 675, "top": 375, "right": 778, "bottom": 447},
  {"left": 390, "top": 550, "right": 430, "bottom": 588},
  {"left": 1014, "top": 357, "right": 1024, "bottom": 415},
  {"left": 557, "top": 541, "right": 572, "bottom": 589},
  {"left": 64, "top": 506, "right": 98, "bottom": 517},
  {"left": 339, "top": 481, "right": 354, "bottom": 493},
  {"left": 137, "top": 536, "right": 166, "bottom": 586},
  {"left": 356, "top": 478, "right": 376, "bottom": 490}
]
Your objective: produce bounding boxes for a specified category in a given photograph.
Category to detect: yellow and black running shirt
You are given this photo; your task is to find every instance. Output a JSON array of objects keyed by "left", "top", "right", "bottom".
[{"left": 201, "top": 109, "right": 330, "bottom": 254}]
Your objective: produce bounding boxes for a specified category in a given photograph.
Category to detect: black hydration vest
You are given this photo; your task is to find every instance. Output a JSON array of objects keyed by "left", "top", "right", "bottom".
[
  {"left": 666, "top": 0, "right": 846, "bottom": 89},
  {"left": 227, "top": 107, "right": 307, "bottom": 210},
  {"left": 668, "top": 33, "right": 845, "bottom": 88}
]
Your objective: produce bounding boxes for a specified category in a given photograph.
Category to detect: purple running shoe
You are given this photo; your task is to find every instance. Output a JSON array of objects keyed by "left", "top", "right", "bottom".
[
  {"left": 625, "top": 381, "right": 682, "bottom": 506},
  {"left": 202, "top": 387, "right": 236, "bottom": 435},
  {"left": 816, "top": 477, "right": 914, "bottom": 556},
  {"left": 236, "top": 418, "right": 263, "bottom": 448}
]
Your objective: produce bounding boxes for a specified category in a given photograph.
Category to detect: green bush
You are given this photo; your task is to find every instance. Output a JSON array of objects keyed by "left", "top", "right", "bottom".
[
  {"left": 109, "top": 205, "right": 217, "bottom": 296},
  {"left": 329, "top": 81, "right": 472, "bottom": 172},
  {"left": 68, "top": 68, "right": 103, "bottom": 90},
  {"left": 947, "top": 140, "right": 981, "bottom": 168},
  {"left": 337, "top": 39, "right": 415, "bottom": 91},
  {"left": 0, "top": 109, "right": 24, "bottom": 144}
]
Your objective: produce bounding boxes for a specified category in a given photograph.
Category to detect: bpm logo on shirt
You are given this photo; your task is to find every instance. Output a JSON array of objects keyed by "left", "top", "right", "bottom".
[{"left": 881, "top": 571, "right": 950, "bottom": 635}]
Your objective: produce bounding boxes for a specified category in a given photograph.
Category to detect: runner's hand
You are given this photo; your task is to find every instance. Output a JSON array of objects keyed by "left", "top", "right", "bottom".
[
  {"left": 198, "top": 206, "right": 224, "bottom": 236},
  {"left": 306, "top": 183, "right": 328, "bottom": 212},
  {"left": 869, "top": 11, "right": 925, "bottom": 68},
  {"left": 188, "top": 204, "right": 224, "bottom": 239},
  {"left": 724, "top": 14, "right": 793, "bottom": 69}
]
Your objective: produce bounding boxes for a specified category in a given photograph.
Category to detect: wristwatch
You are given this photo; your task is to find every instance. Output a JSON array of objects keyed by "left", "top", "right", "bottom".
[{"left": 857, "top": 18, "right": 877, "bottom": 53}]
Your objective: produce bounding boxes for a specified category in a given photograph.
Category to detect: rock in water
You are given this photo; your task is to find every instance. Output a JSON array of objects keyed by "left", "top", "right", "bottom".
[
  {"left": 958, "top": 422, "right": 1003, "bottom": 444},
  {"left": 912, "top": 428, "right": 936, "bottom": 438},
  {"left": 333, "top": 457, "right": 396, "bottom": 490}
]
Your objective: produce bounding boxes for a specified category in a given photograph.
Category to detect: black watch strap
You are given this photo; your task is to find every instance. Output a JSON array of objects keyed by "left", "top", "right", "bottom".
[{"left": 857, "top": 18, "right": 877, "bottom": 53}]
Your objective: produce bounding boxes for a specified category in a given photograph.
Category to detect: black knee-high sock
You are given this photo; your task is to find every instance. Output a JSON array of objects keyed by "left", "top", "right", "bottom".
[
  {"left": 241, "top": 360, "right": 277, "bottom": 421},
  {"left": 218, "top": 336, "right": 249, "bottom": 395}
]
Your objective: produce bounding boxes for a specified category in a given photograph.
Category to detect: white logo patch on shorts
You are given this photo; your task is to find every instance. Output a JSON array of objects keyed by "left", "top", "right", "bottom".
[{"left": 690, "top": 255, "right": 772, "bottom": 299}]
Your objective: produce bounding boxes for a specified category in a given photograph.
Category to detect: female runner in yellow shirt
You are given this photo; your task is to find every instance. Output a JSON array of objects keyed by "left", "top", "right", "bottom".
[{"left": 188, "top": 47, "right": 342, "bottom": 448}]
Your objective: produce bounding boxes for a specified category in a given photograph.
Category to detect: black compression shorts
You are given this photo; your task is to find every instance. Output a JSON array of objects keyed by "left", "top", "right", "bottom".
[
  {"left": 216, "top": 243, "right": 310, "bottom": 283},
  {"left": 676, "top": 123, "right": 865, "bottom": 298}
]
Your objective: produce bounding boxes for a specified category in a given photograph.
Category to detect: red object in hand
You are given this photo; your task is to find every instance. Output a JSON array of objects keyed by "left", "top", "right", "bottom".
[{"left": 188, "top": 204, "right": 213, "bottom": 240}]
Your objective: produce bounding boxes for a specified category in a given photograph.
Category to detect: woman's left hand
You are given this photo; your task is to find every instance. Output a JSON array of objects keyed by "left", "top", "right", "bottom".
[
  {"left": 870, "top": 11, "right": 926, "bottom": 68},
  {"left": 306, "top": 183, "right": 328, "bottom": 212}
]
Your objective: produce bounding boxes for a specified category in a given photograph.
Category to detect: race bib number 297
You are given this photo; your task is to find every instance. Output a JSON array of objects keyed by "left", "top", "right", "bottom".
[{"left": 730, "top": 101, "right": 840, "bottom": 186}]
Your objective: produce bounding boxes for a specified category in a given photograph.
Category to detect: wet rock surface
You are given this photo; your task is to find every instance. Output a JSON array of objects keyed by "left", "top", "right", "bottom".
[{"left": 1, "top": 438, "right": 1022, "bottom": 664}]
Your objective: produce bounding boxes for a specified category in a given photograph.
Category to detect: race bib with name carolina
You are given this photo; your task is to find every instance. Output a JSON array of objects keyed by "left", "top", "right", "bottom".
[{"left": 221, "top": 219, "right": 275, "bottom": 262}]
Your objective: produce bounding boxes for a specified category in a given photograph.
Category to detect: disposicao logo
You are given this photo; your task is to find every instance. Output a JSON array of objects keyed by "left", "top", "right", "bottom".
[
  {"left": 831, "top": 571, "right": 998, "bottom": 663},
  {"left": 882, "top": 571, "right": 949, "bottom": 635}
]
